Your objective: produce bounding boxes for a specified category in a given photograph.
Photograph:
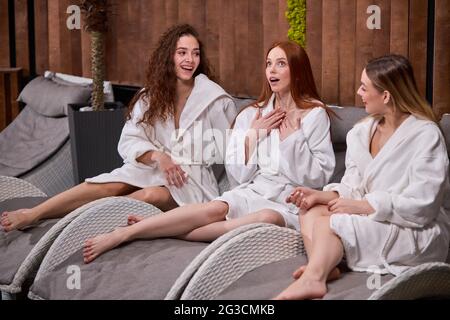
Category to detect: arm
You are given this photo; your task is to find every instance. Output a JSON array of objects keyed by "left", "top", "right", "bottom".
[
  {"left": 323, "top": 127, "right": 365, "bottom": 199},
  {"left": 366, "top": 127, "right": 449, "bottom": 227},
  {"left": 225, "top": 108, "right": 259, "bottom": 185},
  {"left": 117, "top": 99, "right": 162, "bottom": 168},
  {"left": 367, "top": 155, "right": 449, "bottom": 228},
  {"left": 206, "top": 97, "right": 238, "bottom": 181},
  {"left": 278, "top": 108, "right": 335, "bottom": 189}
]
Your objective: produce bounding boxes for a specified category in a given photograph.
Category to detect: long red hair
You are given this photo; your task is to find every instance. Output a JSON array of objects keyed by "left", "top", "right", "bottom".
[{"left": 236, "top": 41, "right": 335, "bottom": 123}]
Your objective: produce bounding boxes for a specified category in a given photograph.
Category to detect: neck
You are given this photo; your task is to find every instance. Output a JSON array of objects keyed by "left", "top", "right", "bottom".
[
  {"left": 381, "top": 109, "right": 409, "bottom": 130},
  {"left": 275, "top": 91, "right": 295, "bottom": 110},
  {"left": 176, "top": 78, "right": 195, "bottom": 102}
]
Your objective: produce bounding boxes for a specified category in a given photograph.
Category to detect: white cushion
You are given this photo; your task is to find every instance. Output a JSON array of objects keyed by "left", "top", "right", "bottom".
[{"left": 44, "top": 71, "right": 114, "bottom": 102}]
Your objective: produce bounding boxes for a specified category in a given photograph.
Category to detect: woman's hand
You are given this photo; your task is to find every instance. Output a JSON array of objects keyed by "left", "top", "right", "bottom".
[
  {"left": 327, "top": 198, "right": 375, "bottom": 215},
  {"left": 154, "top": 152, "right": 187, "bottom": 188},
  {"left": 286, "top": 187, "right": 320, "bottom": 211},
  {"left": 249, "top": 108, "right": 286, "bottom": 140}
]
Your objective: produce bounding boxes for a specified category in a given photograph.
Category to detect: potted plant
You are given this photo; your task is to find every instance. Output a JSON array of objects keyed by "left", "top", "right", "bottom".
[{"left": 68, "top": 0, "right": 126, "bottom": 183}]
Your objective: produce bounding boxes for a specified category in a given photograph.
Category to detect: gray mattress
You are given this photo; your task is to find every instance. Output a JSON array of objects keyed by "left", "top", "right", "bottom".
[
  {"left": 0, "top": 197, "right": 54, "bottom": 285},
  {"left": 215, "top": 255, "right": 395, "bottom": 300},
  {"left": 30, "top": 238, "right": 209, "bottom": 299}
]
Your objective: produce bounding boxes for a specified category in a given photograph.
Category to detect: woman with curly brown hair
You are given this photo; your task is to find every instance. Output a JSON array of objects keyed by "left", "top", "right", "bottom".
[{"left": 1, "top": 24, "right": 237, "bottom": 232}]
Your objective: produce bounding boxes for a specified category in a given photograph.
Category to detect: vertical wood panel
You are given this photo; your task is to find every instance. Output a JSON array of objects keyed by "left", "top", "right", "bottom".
[
  {"left": 0, "top": 0, "right": 10, "bottom": 67},
  {"left": 34, "top": 0, "right": 49, "bottom": 74},
  {"left": 15, "top": 0, "right": 29, "bottom": 76},
  {"left": 234, "top": 0, "right": 249, "bottom": 96},
  {"left": 165, "top": 0, "right": 179, "bottom": 29},
  {"left": 127, "top": 0, "right": 141, "bottom": 84},
  {"left": 321, "top": 0, "right": 339, "bottom": 104},
  {"left": 219, "top": 0, "right": 235, "bottom": 94},
  {"left": 278, "top": 0, "right": 289, "bottom": 41},
  {"left": 354, "top": 0, "right": 375, "bottom": 105},
  {"left": 262, "top": 0, "right": 279, "bottom": 55},
  {"left": 306, "top": 0, "right": 322, "bottom": 95},
  {"left": 205, "top": 0, "right": 220, "bottom": 79},
  {"left": 338, "top": 0, "right": 356, "bottom": 106},
  {"left": 114, "top": 0, "right": 129, "bottom": 85},
  {"left": 247, "top": 0, "right": 264, "bottom": 96},
  {"left": 409, "top": 0, "right": 428, "bottom": 96},
  {"left": 390, "top": 0, "right": 409, "bottom": 56},
  {"left": 48, "top": 0, "right": 61, "bottom": 73},
  {"left": 434, "top": 0, "right": 450, "bottom": 117}
]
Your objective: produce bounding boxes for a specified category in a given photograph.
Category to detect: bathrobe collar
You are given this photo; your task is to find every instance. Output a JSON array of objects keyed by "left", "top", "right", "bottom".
[{"left": 178, "top": 73, "right": 231, "bottom": 133}]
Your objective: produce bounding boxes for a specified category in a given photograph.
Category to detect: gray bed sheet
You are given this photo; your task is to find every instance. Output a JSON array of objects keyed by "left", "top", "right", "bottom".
[
  {"left": 215, "top": 255, "right": 395, "bottom": 300},
  {"left": 0, "top": 197, "right": 54, "bottom": 285},
  {"left": 30, "top": 238, "right": 209, "bottom": 300}
]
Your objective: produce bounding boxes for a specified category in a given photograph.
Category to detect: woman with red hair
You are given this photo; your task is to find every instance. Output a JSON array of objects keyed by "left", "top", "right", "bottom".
[{"left": 82, "top": 41, "right": 336, "bottom": 263}]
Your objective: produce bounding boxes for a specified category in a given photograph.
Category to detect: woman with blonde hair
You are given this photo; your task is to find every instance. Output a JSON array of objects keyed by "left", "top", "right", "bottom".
[{"left": 276, "top": 54, "right": 450, "bottom": 300}]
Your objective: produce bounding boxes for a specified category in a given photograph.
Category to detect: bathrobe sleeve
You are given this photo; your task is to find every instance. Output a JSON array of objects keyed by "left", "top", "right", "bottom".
[
  {"left": 206, "top": 97, "right": 238, "bottom": 180},
  {"left": 225, "top": 108, "right": 259, "bottom": 185},
  {"left": 117, "top": 99, "right": 162, "bottom": 168},
  {"left": 207, "top": 97, "right": 237, "bottom": 163},
  {"left": 324, "top": 131, "right": 365, "bottom": 199},
  {"left": 279, "top": 107, "right": 335, "bottom": 189},
  {"left": 366, "top": 126, "right": 449, "bottom": 228}
]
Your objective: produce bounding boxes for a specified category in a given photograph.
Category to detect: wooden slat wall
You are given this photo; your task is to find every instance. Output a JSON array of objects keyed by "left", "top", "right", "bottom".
[
  {"left": 0, "top": 0, "right": 10, "bottom": 67},
  {"left": 1, "top": 0, "right": 449, "bottom": 114},
  {"left": 434, "top": 0, "right": 450, "bottom": 118},
  {"left": 306, "top": 0, "right": 449, "bottom": 115}
]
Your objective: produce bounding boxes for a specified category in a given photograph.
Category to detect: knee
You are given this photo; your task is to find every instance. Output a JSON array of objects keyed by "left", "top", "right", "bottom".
[
  {"left": 135, "top": 187, "right": 163, "bottom": 204},
  {"left": 206, "top": 201, "right": 229, "bottom": 222},
  {"left": 257, "top": 210, "right": 285, "bottom": 226}
]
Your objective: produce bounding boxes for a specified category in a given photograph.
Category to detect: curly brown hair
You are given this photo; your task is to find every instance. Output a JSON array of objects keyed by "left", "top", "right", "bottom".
[{"left": 127, "top": 24, "right": 213, "bottom": 126}]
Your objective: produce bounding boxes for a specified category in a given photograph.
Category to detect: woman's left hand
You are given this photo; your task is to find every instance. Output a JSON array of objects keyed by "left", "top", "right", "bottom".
[{"left": 327, "top": 198, "right": 375, "bottom": 215}]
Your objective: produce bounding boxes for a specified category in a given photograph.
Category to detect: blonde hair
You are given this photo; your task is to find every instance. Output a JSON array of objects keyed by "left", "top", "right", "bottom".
[{"left": 365, "top": 54, "right": 438, "bottom": 123}]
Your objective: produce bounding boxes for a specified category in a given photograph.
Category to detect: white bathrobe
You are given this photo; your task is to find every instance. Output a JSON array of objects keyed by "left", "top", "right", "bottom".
[
  {"left": 87, "top": 74, "right": 237, "bottom": 205},
  {"left": 325, "top": 115, "right": 450, "bottom": 275},
  {"left": 218, "top": 95, "right": 335, "bottom": 230}
]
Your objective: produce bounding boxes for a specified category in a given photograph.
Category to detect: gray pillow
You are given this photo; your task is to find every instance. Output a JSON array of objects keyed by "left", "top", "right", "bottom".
[
  {"left": 18, "top": 76, "right": 92, "bottom": 117},
  {"left": 330, "top": 106, "right": 368, "bottom": 144}
]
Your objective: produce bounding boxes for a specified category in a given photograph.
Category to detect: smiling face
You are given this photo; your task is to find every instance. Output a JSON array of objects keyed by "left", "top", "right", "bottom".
[
  {"left": 173, "top": 35, "right": 200, "bottom": 83},
  {"left": 357, "top": 69, "right": 389, "bottom": 115},
  {"left": 266, "top": 46, "right": 291, "bottom": 95}
]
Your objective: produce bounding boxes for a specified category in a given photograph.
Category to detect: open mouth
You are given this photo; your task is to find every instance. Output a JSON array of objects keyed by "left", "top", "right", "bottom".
[
  {"left": 181, "top": 65, "right": 194, "bottom": 71},
  {"left": 269, "top": 77, "right": 280, "bottom": 84}
]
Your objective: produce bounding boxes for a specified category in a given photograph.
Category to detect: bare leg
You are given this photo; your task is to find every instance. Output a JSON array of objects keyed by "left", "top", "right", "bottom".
[
  {"left": 1, "top": 182, "right": 137, "bottom": 232},
  {"left": 176, "top": 209, "right": 286, "bottom": 242},
  {"left": 83, "top": 200, "right": 229, "bottom": 263},
  {"left": 126, "top": 186, "right": 178, "bottom": 211},
  {"left": 294, "top": 205, "right": 340, "bottom": 281},
  {"left": 274, "top": 216, "right": 344, "bottom": 300}
]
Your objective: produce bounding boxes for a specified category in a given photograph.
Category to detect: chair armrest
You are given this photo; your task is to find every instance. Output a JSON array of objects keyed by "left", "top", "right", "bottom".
[
  {"left": 167, "top": 223, "right": 305, "bottom": 300},
  {"left": 0, "top": 176, "right": 47, "bottom": 201}
]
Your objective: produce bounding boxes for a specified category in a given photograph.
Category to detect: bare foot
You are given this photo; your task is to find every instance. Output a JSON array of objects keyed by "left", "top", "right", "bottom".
[
  {"left": 83, "top": 227, "right": 128, "bottom": 263},
  {"left": 293, "top": 265, "right": 341, "bottom": 282},
  {"left": 274, "top": 275, "right": 327, "bottom": 300},
  {"left": 1, "top": 209, "right": 36, "bottom": 232},
  {"left": 127, "top": 214, "right": 145, "bottom": 226}
]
